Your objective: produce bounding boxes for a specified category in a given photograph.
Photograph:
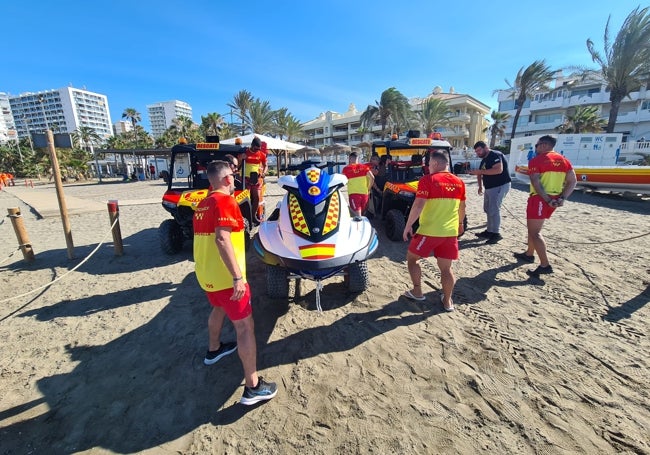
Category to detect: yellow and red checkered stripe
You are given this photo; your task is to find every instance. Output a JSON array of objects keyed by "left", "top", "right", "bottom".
[
  {"left": 306, "top": 168, "right": 320, "bottom": 183},
  {"left": 322, "top": 191, "right": 340, "bottom": 234},
  {"left": 299, "top": 243, "right": 336, "bottom": 259},
  {"left": 289, "top": 193, "right": 310, "bottom": 235}
]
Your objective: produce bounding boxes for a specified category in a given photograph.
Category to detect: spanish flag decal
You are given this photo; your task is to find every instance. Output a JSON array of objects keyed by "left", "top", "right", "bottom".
[{"left": 299, "top": 243, "right": 336, "bottom": 259}]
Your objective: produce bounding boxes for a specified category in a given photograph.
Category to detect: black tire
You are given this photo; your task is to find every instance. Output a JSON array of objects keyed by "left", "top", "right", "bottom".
[
  {"left": 385, "top": 209, "right": 406, "bottom": 241},
  {"left": 160, "top": 170, "right": 170, "bottom": 183},
  {"left": 159, "top": 219, "right": 183, "bottom": 254},
  {"left": 347, "top": 261, "right": 369, "bottom": 293},
  {"left": 267, "top": 265, "right": 289, "bottom": 299}
]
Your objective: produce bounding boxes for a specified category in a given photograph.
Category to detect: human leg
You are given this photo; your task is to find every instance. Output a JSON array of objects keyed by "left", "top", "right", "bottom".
[
  {"left": 436, "top": 257, "right": 455, "bottom": 310},
  {"left": 487, "top": 183, "right": 510, "bottom": 233},
  {"left": 231, "top": 315, "right": 258, "bottom": 388},
  {"left": 405, "top": 250, "right": 424, "bottom": 298},
  {"left": 208, "top": 306, "right": 227, "bottom": 351},
  {"left": 527, "top": 218, "right": 550, "bottom": 266}
]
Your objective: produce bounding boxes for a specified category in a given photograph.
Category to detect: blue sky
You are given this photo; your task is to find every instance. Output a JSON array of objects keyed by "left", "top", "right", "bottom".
[{"left": 4, "top": 1, "right": 646, "bottom": 132}]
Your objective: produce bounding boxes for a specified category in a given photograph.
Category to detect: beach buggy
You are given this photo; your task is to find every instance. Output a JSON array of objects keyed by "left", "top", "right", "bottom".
[
  {"left": 159, "top": 137, "right": 256, "bottom": 254},
  {"left": 369, "top": 131, "right": 467, "bottom": 241}
]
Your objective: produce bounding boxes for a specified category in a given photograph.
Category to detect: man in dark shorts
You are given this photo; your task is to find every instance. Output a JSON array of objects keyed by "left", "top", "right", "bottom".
[
  {"left": 402, "top": 151, "right": 466, "bottom": 312},
  {"left": 513, "top": 135, "right": 577, "bottom": 276},
  {"left": 468, "top": 141, "right": 511, "bottom": 244},
  {"left": 193, "top": 160, "right": 277, "bottom": 405}
]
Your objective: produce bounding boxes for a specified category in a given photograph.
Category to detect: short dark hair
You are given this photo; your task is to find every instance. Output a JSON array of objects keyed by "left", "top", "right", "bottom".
[
  {"left": 207, "top": 160, "right": 230, "bottom": 177},
  {"left": 473, "top": 141, "right": 487, "bottom": 149},
  {"left": 349, "top": 151, "right": 358, "bottom": 158},
  {"left": 429, "top": 150, "right": 449, "bottom": 166},
  {"left": 538, "top": 135, "right": 557, "bottom": 147}
]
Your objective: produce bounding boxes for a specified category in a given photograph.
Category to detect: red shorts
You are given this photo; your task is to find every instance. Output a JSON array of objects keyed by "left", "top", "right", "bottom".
[
  {"left": 349, "top": 194, "right": 369, "bottom": 212},
  {"left": 526, "top": 194, "right": 557, "bottom": 220},
  {"left": 408, "top": 234, "right": 458, "bottom": 260},
  {"left": 205, "top": 283, "right": 252, "bottom": 321}
]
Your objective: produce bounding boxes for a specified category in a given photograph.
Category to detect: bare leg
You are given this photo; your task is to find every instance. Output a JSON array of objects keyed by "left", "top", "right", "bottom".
[
  {"left": 207, "top": 307, "right": 227, "bottom": 351},
  {"left": 232, "top": 315, "right": 258, "bottom": 388},
  {"left": 406, "top": 250, "right": 424, "bottom": 298},
  {"left": 527, "top": 218, "right": 549, "bottom": 266},
  {"left": 436, "top": 257, "right": 455, "bottom": 309}
]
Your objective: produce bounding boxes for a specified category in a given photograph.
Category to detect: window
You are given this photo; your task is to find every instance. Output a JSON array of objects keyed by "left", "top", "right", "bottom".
[{"left": 535, "top": 113, "right": 563, "bottom": 124}]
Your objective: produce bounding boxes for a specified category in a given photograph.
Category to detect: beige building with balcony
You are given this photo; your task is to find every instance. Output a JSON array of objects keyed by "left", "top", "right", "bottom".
[
  {"left": 496, "top": 71, "right": 650, "bottom": 143},
  {"left": 301, "top": 87, "right": 491, "bottom": 150}
]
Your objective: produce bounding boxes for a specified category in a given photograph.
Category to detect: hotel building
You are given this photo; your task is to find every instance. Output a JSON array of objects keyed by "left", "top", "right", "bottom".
[
  {"left": 495, "top": 71, "right": 650, "bottom": 143},
  {"left": 8, "top": 87, "right": 113, "bottom": 140},
  {"left": 301, "top": 87, "right": 491, "bottom": 150},
  {"left": 147, "top": 100, "right": 192, "bottom": 138},
  {"left": 0, "top": 93, "right": 16, "bottom": 143}
]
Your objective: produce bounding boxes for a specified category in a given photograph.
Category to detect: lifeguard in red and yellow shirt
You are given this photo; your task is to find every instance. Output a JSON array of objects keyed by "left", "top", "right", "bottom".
[
  {"left": 402, "top": 151, "right": 466, "bottom": 312},
  {"left": 240, "top": 136, "right": 267, "bottom": 223},
  {"left": 341, "top": 151, "right": 374, "bottom": 216}
]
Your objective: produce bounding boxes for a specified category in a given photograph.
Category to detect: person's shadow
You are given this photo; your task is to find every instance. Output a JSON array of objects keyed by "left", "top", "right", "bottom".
[
  {"left": 602, "top": 283, "right": 650, "bottom": 322},
  {"left": 1, "top": 263, "right": 440, "bottom": 454},
  {"left": 452, "top": 261, "right": 528, "bottom": 305}
]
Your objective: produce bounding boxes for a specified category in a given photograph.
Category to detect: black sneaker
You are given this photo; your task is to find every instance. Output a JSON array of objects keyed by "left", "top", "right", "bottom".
[
  {"left": 240, "top": 377, "right": 278, "bottom": 405},
  {"left": 475, "top": 230, "right": 492, "bottom": 238},
  {"left": 526, "top": 265, "right": 553, "bottom": 277},
  {"left": 204, "top": 342, "right": 237, "bottom": 365},
  {"left": 485, "top": 233, "right": 503, "bottom": 244},
  {"left": 513, "top": 252, "right": 535, "bottom": 263}
]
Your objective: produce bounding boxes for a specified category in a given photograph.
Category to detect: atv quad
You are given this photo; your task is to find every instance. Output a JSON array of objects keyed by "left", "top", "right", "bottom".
[
  {"left": 369, "top": 131, "right": 468, "bottom": 241},
  {"left": 159, "top": 137, "right": 256, "bottom": 254}
]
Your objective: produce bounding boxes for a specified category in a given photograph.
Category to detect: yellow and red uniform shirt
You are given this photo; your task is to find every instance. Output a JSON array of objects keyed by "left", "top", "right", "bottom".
[
  {"left": 342, "top": 163, "right": 371, "bottom": 195},
  {"left": 193, "top": 191, "right": 246, "bottom": 292},
  {"left": 528, "top": 152, "right": 573, "bottom": 196},
  {"left": 243, "top": 149, "right": 267, "bottom": 178},
  {"left": 415, "top": 171, "right": 466, "bottom": 237}
]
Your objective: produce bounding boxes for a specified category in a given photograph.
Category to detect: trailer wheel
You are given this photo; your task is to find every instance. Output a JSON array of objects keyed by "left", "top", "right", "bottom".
[
  {"left": 347, "top": 261, "right": 369, "bottom": 293},
  {"left": 267, "top": 265, "right": 289, "bottom": 299}
]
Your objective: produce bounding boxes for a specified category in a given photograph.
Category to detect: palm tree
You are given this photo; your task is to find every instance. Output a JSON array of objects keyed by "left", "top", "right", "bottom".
[
  {"left": 587, "top": 6, "right": 650, "bottom": 133},
  {"left": 247, "top": 99, "right": 275, "bottom": 135},
  {"left": 72, "top": 126, "right": 103, "bottom": 182},
  {"left": 227, "top": 90, "right": 254, "bottom": 135},
  {"left": 500, "top": 60, "right": 555, "bottom": 139},
  {"left": 417, "top": 98, "right": 451, "bottom": 135},
  {"left": 121, "top": 108, "right": 141, "bottom": 146},
  {"left": 201, "top": 112, "right": 226, "bottom": 136},
  {"left": 484, "top": 110, "right": 511, "bottom": 147},
  {"left": 360, "top": 87, "right": 411, "bottom": 139},
  {"left": 555, "top": 105, "right": 607, "bottom": 133}
]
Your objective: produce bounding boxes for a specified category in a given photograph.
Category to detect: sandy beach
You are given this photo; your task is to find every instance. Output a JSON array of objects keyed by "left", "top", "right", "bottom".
[{"left": 1, "top": 177, "right": 649, "bottom": 454}]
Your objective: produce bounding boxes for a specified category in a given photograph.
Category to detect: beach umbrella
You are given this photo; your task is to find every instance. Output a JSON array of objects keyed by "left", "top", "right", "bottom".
[{"left": 296, "top": 146, "right": 321, "bottom": 161}]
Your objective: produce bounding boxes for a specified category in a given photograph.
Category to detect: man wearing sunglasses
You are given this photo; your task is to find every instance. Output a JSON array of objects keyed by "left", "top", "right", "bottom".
[{"left": 514, "top": 135, "right": 577, "bottom": 277}]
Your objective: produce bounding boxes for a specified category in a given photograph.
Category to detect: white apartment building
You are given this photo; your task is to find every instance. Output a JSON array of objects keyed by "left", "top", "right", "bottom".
[
  {"left": 8, "top": 87, "right": 113, "bottom": 140},
  {"left": 496, "top": 71, "right": 650, "bottom": 143},
  {"left": 113, "top": 120, "right": 133, "bottom": 135},
  {"left": 0, "top": 93, "right": 17, "bottom": 143},
  {"left": 301, "top": 87, "right": 490, "bottom": 150},
  {"left": 147, "top": 100, "right": 192, "bottom": 138}
]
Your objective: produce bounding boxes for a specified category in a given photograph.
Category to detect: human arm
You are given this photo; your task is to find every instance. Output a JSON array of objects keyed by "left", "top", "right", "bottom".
[
  {"left": 458, "top": 200, "right": 466, "bottom": 236},
  {"left": 529, "top": 172, "right": 554, "bottom": 205},
  {"left": 366, "top": 170, "right": 375, "bottom": 193},
  {"left": 214, "top": 226, "right": 246, "bottom": 299},
  {"left": 403, "top": 197, "right": 426, "bottom": 241},
  {"left": 553, "top": 169, "right": 577, "bottom": 207}
]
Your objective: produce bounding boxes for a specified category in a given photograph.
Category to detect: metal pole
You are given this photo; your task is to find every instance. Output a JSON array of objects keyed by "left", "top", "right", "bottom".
[{"left": 46, "top": 129, "right": 75, "bottom": 259}]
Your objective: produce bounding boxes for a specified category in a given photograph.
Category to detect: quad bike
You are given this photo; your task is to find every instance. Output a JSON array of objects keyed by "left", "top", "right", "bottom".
[
  {"left": 368, "top": 131, "right": 468, "bottom": 241},
  {"left": 159, "top": 136, "right": 258, "bottom": 254},
  {"left": 253, "top": 162, "right": 378, "bottom": 309}
]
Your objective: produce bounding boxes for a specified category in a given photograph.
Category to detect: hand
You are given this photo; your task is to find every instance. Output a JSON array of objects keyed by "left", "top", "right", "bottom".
[
  {"left": 477, "top": 187, "right": 483, "bottom": 196},
  {"left": 231, "top": 279, "right": 246, "bottom": 300},
  {"left": 403, "top": 226, "right": 413, "bottom": 242}
]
